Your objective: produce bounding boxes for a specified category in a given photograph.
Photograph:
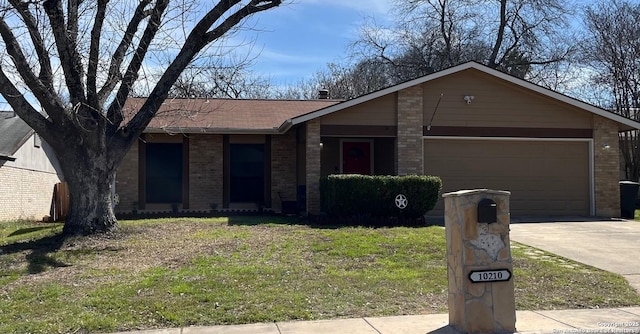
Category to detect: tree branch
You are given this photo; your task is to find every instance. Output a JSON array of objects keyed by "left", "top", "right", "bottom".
[
  {"left": 43, "top": 0, "right": 86, "bottom": 106},
  {"left": 0, "top": 17, "right": 67, "bottom": 125},
  {"left": 106, "top": 0, "right": 169, "bottom": 131},
  {"left": 8, "top": 0, "right": 54, "bottom": 91},
  {"left": 0, "top": 66, "right": 52, "bottom": 138},
  {"left": 121, "top": 0, "right": 282, "bottom": 142},
  {"left": 204, "top": 0, "right": 282, "bottom": 43},
  {"left": 67, "top": 0, "right": 79, "bottom": 42},
  {"left": 98, "top": 0, "right": 152, "bottom": 105},
  {"left": 488, "top": 0, "right": 507, "bottom": 68},
  {"left": 87, "top": 0, "right": 108, "bottom": 107}
]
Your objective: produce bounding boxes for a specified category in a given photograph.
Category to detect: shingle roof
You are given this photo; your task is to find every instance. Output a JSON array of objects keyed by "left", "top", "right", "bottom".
[
  {"left": 123, "top": 98, "right": 341, "bottom": 134},
  {"left": 0, "top": 111, "right": 32, "bottom": 160}
]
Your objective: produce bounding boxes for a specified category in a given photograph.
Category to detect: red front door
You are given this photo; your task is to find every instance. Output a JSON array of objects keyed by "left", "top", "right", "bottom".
[{"left": 342, "top": 141, "right": 372, "bottom": 175}]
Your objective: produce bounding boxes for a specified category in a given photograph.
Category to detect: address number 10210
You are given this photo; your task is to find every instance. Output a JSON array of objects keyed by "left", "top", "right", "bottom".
[{"left": 468, "top": 269, "right": 512, "bottom": 283}]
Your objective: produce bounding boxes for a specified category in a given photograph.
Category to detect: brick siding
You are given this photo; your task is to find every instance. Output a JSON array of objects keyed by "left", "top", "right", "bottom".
[
  {"left": 306, "top": 120, "right": 322, "bottom": 214},
  {"left": 271, "top": 131, "right": 297, "bottom": 212},
  {"left": 593, "top": 116, "right": 621, "bottom": 217},
  {"left": 115, "top": 141, "right": 139, "bottom": 213},
  {"left": 0, "top": 165, "right": 61, "bottom": 221},
  {"left": 188, "top": 135, "right": 224, "bottom": 210},
  {"left": 397, "top": 86, "right": 424, "bottom": 175}
]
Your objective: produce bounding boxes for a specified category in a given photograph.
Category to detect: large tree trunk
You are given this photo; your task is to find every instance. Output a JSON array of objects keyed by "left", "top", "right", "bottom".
[
  {"left": 57, "top": 144, "right": 120, "bottom": 236},
  {"left": 63, "top": 169, "right": 117, "bottom": 235}
]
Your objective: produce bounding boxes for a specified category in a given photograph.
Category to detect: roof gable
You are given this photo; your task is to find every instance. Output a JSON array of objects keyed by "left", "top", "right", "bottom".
[
  {"left": 0, "top": 111, "right": 33, "bottom": 160},
  {"left": 289, "top": 62, "right": 640, "bottom": 131}
]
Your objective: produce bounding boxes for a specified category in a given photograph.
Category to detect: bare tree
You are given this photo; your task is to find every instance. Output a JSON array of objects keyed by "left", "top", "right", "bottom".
[
  {"left": 582, "top": 0, "right": 640, "bottom": 180},
  {"left": 0, "top": 0, "right": 282, "bottom": 235},
  {"left": 351, "top": 0, "right": 575, "bottom": 83},
  {"left": 167, "top": 51, "right": 274, "bottom": 99},
  {"left": 272, "top": 59, "right": 392, "bottom": 100},
  {"left": 308, "top": 60, "right": 392, "bottom": 100}
]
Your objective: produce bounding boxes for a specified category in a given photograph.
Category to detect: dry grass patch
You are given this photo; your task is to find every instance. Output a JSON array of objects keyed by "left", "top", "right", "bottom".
[{"left": 0, "top": 217, "right": 639, "bottom": 334}]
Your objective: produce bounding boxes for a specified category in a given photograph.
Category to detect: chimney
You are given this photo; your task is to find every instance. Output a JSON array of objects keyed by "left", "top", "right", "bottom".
[{"left": 318, "top": 89, "right": 329, "bottom": 99}]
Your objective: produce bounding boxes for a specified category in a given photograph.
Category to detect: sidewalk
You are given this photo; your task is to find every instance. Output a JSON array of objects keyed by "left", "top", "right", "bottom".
[{"left": 112, "top": 307, "right": 640, "bottom": 334}]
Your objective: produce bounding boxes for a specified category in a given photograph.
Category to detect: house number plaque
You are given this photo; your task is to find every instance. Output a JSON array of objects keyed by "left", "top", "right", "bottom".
[{"left": 468, "top": 269, "right": 512, "bottom": 283}]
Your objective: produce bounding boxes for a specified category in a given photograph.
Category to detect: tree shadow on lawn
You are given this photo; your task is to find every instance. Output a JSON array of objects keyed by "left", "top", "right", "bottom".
[
  {"left": 1, "top": 233, "right": 70, "bottom": 274},
  {"left": 7, "top": 225, "right": 56, "bottom": 237}
]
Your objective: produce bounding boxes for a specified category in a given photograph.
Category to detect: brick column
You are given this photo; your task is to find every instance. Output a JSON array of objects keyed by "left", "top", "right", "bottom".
[
  {"left": 306, "top": 120, "right": 321, "bottom": 215},
  {"left": 397, "top": 86, "right": 424, "bottom": 175},
  {"left": 272, "top": 131, "right": 298, "bottom": 212},
  {"left": 189, "top": 135, "right": 224, "bottom": 211},
  {"left": 115, "top": 140, "right": 139, "bottom": 213},
  {"left": 594, "top": 116, "right": 620, "bottom": 217}
]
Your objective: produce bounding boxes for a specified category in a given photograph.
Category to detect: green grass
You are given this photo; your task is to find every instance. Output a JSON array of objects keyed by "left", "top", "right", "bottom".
[{"left": 1, "top": 217, "right": 639, "bottom": 333}]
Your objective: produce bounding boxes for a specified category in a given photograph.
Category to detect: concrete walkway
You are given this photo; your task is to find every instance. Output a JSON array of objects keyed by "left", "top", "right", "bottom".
[
  {"left": 111, "top": 307, "right": 640, "bottom": 333},
  {"left": 509, "top": 218, "right": 640, "bottom": 292}
]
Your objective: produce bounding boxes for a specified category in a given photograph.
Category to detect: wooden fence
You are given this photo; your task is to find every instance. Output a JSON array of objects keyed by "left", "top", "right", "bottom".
[{"left": 51, "top": 182, "right": 69, "bottom": 221}]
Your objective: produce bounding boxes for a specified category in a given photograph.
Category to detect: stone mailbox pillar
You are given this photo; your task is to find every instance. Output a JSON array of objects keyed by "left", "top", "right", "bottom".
[{"left": 443, "top": 189, "right": 516, "bottom": 334}]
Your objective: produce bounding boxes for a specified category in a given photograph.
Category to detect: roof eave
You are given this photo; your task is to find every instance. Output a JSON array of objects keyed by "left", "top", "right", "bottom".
[
  {"left": 276, "top": 119, "right": 293, "bottom": 134},
  {"left": 144, "top": 127, "right": 282, "bottom": 135}
]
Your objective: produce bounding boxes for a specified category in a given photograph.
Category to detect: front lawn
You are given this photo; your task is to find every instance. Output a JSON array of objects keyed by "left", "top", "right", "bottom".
[{"left": 1, "top": 217, "right": 639, "bottom": 333}]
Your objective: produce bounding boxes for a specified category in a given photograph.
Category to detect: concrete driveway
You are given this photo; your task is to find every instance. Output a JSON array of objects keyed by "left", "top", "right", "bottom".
[{"left": 509, "top": 218, "right": 640, "bottom": 292}]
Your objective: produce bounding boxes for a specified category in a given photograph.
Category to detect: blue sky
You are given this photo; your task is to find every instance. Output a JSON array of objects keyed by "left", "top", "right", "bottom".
[
  {"left": 0, "top": 1, "right": 391, "bottom": 110},
  {"left": 235, "top": 0, "right": 393, "bottom": 86}
]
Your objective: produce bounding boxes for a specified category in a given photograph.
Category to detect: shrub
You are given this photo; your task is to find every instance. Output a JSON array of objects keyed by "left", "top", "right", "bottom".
[{"left": 320, "top": 174, "right": 442, "bottom": 219}]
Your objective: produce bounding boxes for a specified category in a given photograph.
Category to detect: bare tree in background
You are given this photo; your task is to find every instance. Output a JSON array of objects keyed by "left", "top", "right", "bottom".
[
  {"left": 0, "top": 0, "right": 282, "bottom": 235},
  {"left": 306, "top": 60, "right": 392, "bottom": 100},
  {"left": 270, "top": 60, "right": 391, "bottom": 100},
  {"left": 167, "top": 54, "right": 274, "bottom": 99},
  {"left": 582, "top": 0, "right": 640, "bottom": 181},
  {"left": 351, "top": 0, "right": 575, "bottom": 83}
]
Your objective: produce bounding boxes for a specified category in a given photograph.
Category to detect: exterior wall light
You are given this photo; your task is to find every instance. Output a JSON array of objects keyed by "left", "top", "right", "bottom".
[{"left": 464, "top": 95, "right": 475, "bottom": 104}]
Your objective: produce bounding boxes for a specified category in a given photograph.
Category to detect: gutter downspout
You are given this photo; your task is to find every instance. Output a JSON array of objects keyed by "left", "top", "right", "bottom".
[{"left": 0, "top": 154, "right": 16, "bottom": 161}]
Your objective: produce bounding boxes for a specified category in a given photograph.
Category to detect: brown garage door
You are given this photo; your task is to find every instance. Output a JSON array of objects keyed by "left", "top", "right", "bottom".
[{"left": 424, "top": 139, "right": 591, "bottom": 216}]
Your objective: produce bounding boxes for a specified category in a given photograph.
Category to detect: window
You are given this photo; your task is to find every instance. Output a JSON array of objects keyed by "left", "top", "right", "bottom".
[
  {"left": 230, "top": 143, "right": 265, "bottom": 202},
  {"left": 146, "top": 143, "right": 183, "bottom": 203}
]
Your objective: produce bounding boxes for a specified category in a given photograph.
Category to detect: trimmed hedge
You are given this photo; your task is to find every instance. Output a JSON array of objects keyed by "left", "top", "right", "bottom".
[{"left": 320, "top": 174, "right": 442, "bottom": 218}]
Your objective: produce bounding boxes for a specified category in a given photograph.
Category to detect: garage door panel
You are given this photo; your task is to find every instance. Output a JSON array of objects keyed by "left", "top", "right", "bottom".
[{"left": 424, "top": 139, "right": 590, "bottom": 216}]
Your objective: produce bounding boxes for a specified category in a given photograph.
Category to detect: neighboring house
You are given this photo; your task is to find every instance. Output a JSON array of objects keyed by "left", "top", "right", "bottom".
[
  {"left": 115, "top": 62, "right": 640, "bottom": 218},
  {"left": 0, "top": 111, "right": 64, "bottom": 221}
]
